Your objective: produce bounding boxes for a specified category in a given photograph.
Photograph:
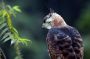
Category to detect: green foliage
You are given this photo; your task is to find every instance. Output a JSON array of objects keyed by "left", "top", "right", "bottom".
[
  {"left": 0, "top": 1, "right": 31, "bottom": 59},
  {"left": 0, "top": 48, "right": 6, "bottom": 59},
  {"left": 76, "top": 4, "right": 90, "bottom": 33},
  {"left": 13, "top": 6, "right": 22, "bottom": 13},
  {"left": 0, "top": 1, "right": 31, "bottom": 46}
]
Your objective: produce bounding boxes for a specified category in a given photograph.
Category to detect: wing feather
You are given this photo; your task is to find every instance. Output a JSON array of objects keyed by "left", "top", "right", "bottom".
[
  {"left": 47, "top": 28, "right": 76, "bottom": 59},
  {"left": 46, "top": 27, "right": 83, "bottom": 59},
  {"left": 69, "top": 27, "right": 83, "bottom": 59}
]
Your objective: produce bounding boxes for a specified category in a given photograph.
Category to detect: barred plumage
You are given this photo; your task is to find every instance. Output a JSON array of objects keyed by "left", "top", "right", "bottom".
[
  {"left": 42, "top": 10, "right": 83, "bottom": 59},
  {"left": 46, "top": 26, "right": 83, "bottom": 59}
]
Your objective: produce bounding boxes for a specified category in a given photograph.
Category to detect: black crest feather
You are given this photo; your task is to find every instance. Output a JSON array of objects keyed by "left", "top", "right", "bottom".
[{"left": 50, "top": 8, "right": 54, "bottom": 13}]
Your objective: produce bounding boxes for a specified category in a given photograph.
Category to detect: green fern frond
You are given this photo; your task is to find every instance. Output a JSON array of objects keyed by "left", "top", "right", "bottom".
[
  {"left": 0, "top": 3, "right": 31, "bottom": 45},
  {"left": 0, "top": 1, "right": 31, "bottom": 59},
  {"left": 12, "top": 6, "right": 22, "bottom": 13}
]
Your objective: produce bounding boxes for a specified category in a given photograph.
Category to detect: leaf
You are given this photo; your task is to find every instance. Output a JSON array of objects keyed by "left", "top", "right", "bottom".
[
  {"left": 13, "top": 6, "right": 21, "bottom": 12},
  {"left": 2, "top": 34, "right": 13, "bottom": 43},
  {"left": 6, "top": 5, "right": 16, "bottom": 17},
  {"left": 2, "top": 10, "right": 7, "bottom": 17},
  {"left": 0, "top": 2, "right": 31, "bottom": 46},
  {"left": 0, "top": 9, "right": 7, "bottom": 17},
  {"left": 12, "top": 27, "right": 19, "bottom": 34},
  {"left": 0, "top": 10, "right": 3, "bottom": 16},
  {"left": 18, "top": 37, "right": 31, "bottom": 46}
]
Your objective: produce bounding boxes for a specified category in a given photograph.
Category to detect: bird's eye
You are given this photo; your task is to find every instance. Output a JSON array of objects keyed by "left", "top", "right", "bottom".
[
  {"left": 43, "top": 19, "right": 46, "bottom": 23},
  {"left": 49, "top": 13, "right": 52, "bottom": 17}
]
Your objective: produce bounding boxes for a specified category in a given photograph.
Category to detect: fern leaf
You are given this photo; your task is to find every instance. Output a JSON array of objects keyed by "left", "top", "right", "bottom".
[{"left": 13, "top": 6, "right": 21, "bottom": 13}]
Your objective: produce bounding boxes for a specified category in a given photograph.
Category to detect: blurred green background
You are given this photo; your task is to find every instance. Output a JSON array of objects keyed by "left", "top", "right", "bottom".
[{"left": 0, "top": 0, "right": 90, "bottom": 59}]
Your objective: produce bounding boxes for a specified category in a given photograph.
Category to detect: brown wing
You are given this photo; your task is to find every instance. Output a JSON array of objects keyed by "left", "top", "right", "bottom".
[
  {"left": 71, "top": 27, "right": 83, "bottom": 59},
  {"left": 62, "top": 26, "right": 83, "bottom": 59},
  {"left": 59, "top": 26, "right": 84, "bottom": 59},
  {"left": 46, "top": 27, "right": 83, "bottom": 59},
  {"left": 46, "top": 31, "right": 76, "bottom": 59},
  {"left": 72, "top": 37, "right": 83, "bottom": 59}
]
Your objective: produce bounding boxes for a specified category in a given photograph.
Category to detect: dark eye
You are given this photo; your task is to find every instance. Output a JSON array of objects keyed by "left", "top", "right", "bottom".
[
  {"left": 43, "top": 19, "right": 46, "bottom": 23},
  {"left": 49, "top": 13, "right": 52, "bottom": 17}
]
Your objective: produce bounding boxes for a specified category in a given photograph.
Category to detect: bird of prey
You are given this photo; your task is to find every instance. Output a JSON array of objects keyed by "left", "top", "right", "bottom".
[{"left": 42, "top": 9, "right": 83, "bottom": 59}]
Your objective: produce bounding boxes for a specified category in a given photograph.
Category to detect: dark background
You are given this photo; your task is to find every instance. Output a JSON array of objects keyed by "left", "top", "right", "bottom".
[{"left": 0, "top": 0, "right": 90, "bottom": 59}]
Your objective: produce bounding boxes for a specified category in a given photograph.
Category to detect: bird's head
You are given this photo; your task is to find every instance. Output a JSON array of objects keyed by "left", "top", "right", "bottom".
[{"left": 42, "top": 9, "right": 67, "bottom": 29}]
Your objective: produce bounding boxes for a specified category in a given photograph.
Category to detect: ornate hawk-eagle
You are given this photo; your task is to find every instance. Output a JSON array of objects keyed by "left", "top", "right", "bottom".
[{"left": 42, "top": 10, "right": 83, "bottom": 59}]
